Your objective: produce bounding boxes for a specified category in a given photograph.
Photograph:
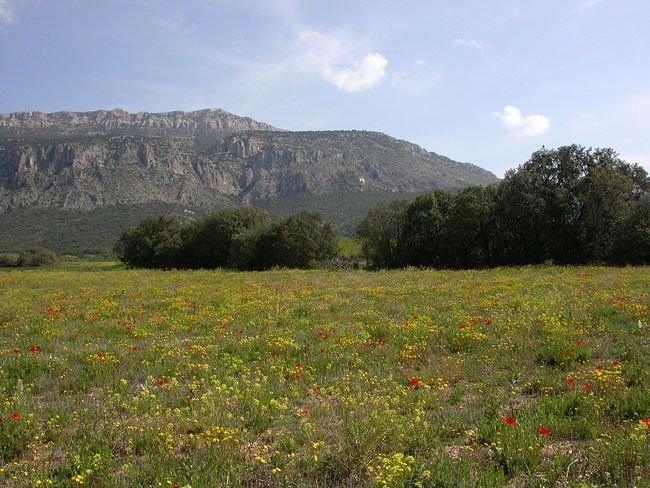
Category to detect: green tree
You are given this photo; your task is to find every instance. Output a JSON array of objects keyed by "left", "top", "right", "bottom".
[
  {"left": 396, "top": 192, "right": 451, "bottom": 267},
  {"left": 228, "top": 212, "right": 337, "bottom": 270},
  {"left": 181, "top": 206, "right": 269, "bottom": 268},
  {"left": 494, "top": 145, "right": 648, "bottom": 264},
  {"left": 442, "top": 185, "right": 497, "bottom": 268},
  {"left": 357, "top": 199, "right": 409, "bottom": 269},
  {"left": 114, "top": 215, "right": 182, "bottom": 269},
  {"left": 611, "top": 193, "right": 650, "bottom": 264}
]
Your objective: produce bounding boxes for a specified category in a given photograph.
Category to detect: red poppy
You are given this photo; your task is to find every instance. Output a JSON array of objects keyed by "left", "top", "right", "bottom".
[
  {"left": 485, "top": 319, "right": 493, "bottom": 325},
  {"left": 302, "top": 409, "right": 309, "bottom": 415},
  {"left": 538, "top": 428, "right": 551, "bottom": 435},
  {"left": 582, "top": 384, "right": 591, "bottom": 390},
  {"left": 576, "top": 340, "right": 582, "bottom": 346},
  {"left": 470, "top": 320, "right": 478, "bottom": 326},
  {"left": 293, "top": 375, "right": 300, "bottom": 380},
  {"left": 270, "top": 353, "right": 276, "bottom": 358},
  {"left": 320, "top": 348, "right": 325, "bottom": 353},
  {"left": 312, "top": 386, "right": 319, "bottom": 392},
  {"left": 566, "top": 378, "right": 575, "bottom": 384},
  {"left": 595, "top": 365, "right": 603, "bottom": 370},
  {"left": 295, "top": 362, "right": 303, "bottom": 368},
  {"left": 500, "top": 416, "right": 516, "bottom": 425},
  {"left": 131, "top": 346, "right": 137, "bottom": 351},
  {"left": 376, "top": 339, "right": 384, "bottom": 345},
  {"left": 559, "top": 351, "right": 565, "bottom": 357},
  {"left": 11, "top": 413, "right": 20, "bottom": 420},
  {"left": 97, "top": 353, "right": 104, "bottom": 358},
  {"left": 569, "top": 348, "right": 575, "bottom": 353},
  {"left": 156, "top": 380, "right": 164, "bottom": 386},
  {"left": 641, "top": 419, "right": 650, "bottom": 426},
  {"left": 12, "top": 349, "right": 19, "bottom": 354},
  {"left": 612, "top": 361, "right": 620, "bottom": 367},
  {"left": 409, "top": 378, "right": 419, "bottom": 386}
]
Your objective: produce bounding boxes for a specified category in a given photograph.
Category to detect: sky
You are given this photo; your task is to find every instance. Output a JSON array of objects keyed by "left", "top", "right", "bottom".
[{"left": 0, "top": 0, "right": 648, "bottom": 177}]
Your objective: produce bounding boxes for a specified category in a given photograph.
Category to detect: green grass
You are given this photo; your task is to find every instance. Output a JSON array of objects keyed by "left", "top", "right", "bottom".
[{"left": 0, "top": 265, "right": 648, "bottom": 487}]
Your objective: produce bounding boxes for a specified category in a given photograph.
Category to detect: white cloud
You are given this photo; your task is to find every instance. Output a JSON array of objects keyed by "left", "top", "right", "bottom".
[
  {"left": 453, "top": 38, "right": 490, "bottom": 51},
  {"left": 0, "top": 0, "right": 17, "bottom": 25},
  {"left": 572, "top": 0, "right": 609, "bottom": 15},
  {"left": 414, "top": 59, "right": 425, "bottom": 66},
  {"left": 493, "top": 105, "right": 550, "bottom": 137},
  {"left": 322, "top": 53, "right": 388, "bottom": 93}
]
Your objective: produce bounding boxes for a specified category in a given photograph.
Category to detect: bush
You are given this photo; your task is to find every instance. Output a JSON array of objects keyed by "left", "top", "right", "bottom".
[
  {"left": 17, "top": 248, "right": 59, "bottom": 267},
  {"left": 0, "top": 254, "right": 19, "bottom": 267}
]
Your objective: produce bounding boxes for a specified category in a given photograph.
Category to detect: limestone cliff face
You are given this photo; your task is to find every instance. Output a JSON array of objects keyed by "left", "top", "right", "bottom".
[
  {"left": 0, "top": 110, "right": 499, "bottom": 213},
  {"left": 0, "top": 108, "right": 280, "bottom": 140}
]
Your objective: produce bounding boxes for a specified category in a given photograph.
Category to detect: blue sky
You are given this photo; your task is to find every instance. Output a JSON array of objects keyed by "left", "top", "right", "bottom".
[{"left": 1, "top": 0, "right": 648, "bottom": 176}]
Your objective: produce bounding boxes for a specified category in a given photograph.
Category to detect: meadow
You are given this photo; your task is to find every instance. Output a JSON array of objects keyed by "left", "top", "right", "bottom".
[{"left": 0, "top": 264, "right": 648, "bottom": 487}]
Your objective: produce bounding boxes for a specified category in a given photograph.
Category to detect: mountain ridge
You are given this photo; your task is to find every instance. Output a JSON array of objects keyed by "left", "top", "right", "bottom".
[{"left": 0, "top": 108, "right": 499, "bottom": 252}]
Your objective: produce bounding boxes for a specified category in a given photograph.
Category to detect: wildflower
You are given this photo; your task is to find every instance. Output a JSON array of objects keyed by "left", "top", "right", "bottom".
[
  {"left": 538, "top": 428, "right": 551, "bottom": 435},
  {"left": 97, "top": 353, "right": 104, "bottom": 358},
  {"left": 640, "top": 419, "right": 649, "bottom": 426},
  {"left": 312, "top": 385, "right": 319, "bottom": 392},
  {"left": 302, "top": 409, "right": 309, "bottom": 415},
  {"left": 569, "top": 348, "right": 575, "bottom": 353},
  {"left": 582, "top": 384, "right": 591, "bottom": 390},
  {"left": 11, "top": 413, "right": 21, "bottom": 420},
  {"left": 130, "top": 347, "right": 137, "bottom": 351},
  {"left": 566, "top": 378, "right": 575, "bottom": 384},
  {"left": 576, "top": 341, "right": 583, "bottom": 346},
  {"left": 409, "top": 378, "right": 419, "bottom": 386},
  {"left": 12, "top": 349, "right": 19, "bottom": 354},
  {"left": 156, "top": 380, "right": 164, "bottom": 386},
  {"left": 612, "top": 361, "right": 620, "bottom": 367},
  {"left": 559, "top": 351, "right": 565, "bottom": 357},
  {"left": 293, "top": 375, "right": 300, "bottom": 380},
  {"left": 295, "top": 362, "right": 302, "bottom": 368},
  {"left": 500, "top": 416, "right": 516, "bottom": 425},
  {"left": 376, "top": 339, "right": 384, "bottom": 345},
  {"left": 595, "top": 365, "right": 603, "bottom": 371}
]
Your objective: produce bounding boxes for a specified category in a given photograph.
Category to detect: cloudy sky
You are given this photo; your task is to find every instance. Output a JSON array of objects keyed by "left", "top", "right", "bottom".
[{"left": 1, "top": 0, "right": 648, "bottom": 176}]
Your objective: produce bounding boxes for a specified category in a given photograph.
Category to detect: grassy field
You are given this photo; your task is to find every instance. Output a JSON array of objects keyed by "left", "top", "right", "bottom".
[{"left": 0, "top": 264, "right": 648, "bottom": 487}]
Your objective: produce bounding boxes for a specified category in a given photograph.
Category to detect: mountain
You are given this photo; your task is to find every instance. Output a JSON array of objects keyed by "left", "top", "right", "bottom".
[{"left": 0, "top": 109, "right": 499, "bottom": 253}]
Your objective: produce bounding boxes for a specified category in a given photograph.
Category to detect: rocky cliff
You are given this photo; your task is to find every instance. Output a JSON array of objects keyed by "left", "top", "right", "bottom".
[
  {"left": 0, "top": 108, "right": 280, "bottom": 141},
  {"left": 0, "top": 129, "right": 497, "bottom": 212}
]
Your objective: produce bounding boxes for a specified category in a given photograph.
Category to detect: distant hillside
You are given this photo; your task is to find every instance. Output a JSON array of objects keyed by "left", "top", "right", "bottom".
[{"left": 0, "top": 109, "right": 499, "bottom": 253}]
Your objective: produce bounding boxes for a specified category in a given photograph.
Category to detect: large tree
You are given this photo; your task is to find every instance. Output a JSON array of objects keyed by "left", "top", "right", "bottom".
[
  {"left": 114, "top": 215, "right": 182, "bottom": 269},
  {"left": 357, "top": 199, "right": 409, "bottom": 269},
  {"left": 495, "top": 145, "right": 649, "bottom": 264}
]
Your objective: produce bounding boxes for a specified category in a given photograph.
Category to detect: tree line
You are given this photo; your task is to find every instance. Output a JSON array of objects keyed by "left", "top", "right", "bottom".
[
  {"left": 115, "top": 144, "right": 649, "bottom": 270},
  {"left": 114, "top": 207, "right": 338, "bottom": 270},
  {"left": 358, "top": 145, "right": 650, "bottom": 268}
]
